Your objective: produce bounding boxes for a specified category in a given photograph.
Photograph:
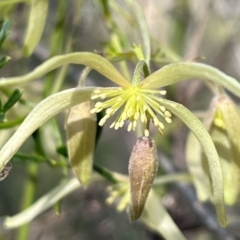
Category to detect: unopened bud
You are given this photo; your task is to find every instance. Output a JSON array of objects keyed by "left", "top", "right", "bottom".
[{"left": 128, "top": 137, "right": 159, "bottom": 221}]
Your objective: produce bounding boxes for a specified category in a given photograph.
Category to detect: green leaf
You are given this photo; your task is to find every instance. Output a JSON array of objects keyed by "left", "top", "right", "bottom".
[
  {"left": 0, "top": 113, "right": 4, "bottom": 123},
  {"left": 23, "top": 0, "right": 49, "bottom": 56},
  {"left": 54, "top": 200, "right": 61, "bottom": 216},
  {"left": 158, "top": 98, "right": 227, "bottom": 227},
  {"left": 0, "top": 52, "right": 130, "bottom": 88},
  {"left": 0, "top": 19, "right": 11, "bottom": 48},
  {"left": 141, "top": 62, "right": 240, "bottom": 98},
  {"left": 56, "top": 145, "right": 68, "bottom": 157},
  {"left": 141, "top": 189, "right": 187, "bottom": 240},
  {"left": 2, "top": 89, "right": 22, "bottom": 113},
  {"left": 0, "top": 56, "right": 11, "bottom": 69},
  {"left": 0, "top": 87, "right": 99, "bottom": 172}
]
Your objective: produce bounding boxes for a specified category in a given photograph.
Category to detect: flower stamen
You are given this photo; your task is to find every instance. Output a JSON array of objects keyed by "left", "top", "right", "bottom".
[{"left": 90, "top": 86, "right": 172, "bottom": 136}]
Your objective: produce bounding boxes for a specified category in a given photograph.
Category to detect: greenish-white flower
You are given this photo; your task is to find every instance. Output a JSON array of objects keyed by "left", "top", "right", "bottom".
[{"left": 1, "top": 52, "right": 240, "bottom": 226}]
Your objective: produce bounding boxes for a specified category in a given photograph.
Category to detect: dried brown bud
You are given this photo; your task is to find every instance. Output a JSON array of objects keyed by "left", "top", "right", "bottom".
[{"left": 128, "top": 136, "right": 159, "bottom": 221}]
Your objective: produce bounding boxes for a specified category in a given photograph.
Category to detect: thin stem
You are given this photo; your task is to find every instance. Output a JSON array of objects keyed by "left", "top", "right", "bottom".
[
  {"left": 153, "top": 173, "right": 192, "bottom": 186},
  {"left": 16, "top": 163, "right": 38, "bottom": 240},
  {"left": 93, "top": 164, "right": 118, "bottom": 184},
  {"left": 13, "top": 152, "right": 69, "bottom": 168},
  {"left": 79, "top": 67, "right": 92, "bottom": 86},
  {"left": 110, "top": 33, "right": 131, "bottom": 80},
  {"left": 0, "top": 116, "right": 25, "bottom": 129},
  {"left": 121, "top": 0, "right": 151, "bottom": 65},
  {"left": 99, "top": 0, "right": 131, "bottom": 80},
  {"left": 50, "top": 0, "right": 84, "bottom": 94},
  {"left": 50, "top": 119, "right": 68, "bottom": 176},
  {"left": 43, "top": 0, "right": 68, "bottom": 97}
]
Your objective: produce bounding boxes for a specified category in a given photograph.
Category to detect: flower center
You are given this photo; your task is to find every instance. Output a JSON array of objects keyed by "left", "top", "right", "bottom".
[{"left": 90, "top": 86, "right": 172, "bottom": 136}]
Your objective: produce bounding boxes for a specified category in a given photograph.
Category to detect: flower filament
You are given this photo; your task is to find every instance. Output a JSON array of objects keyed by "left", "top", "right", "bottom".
[{"left": 90, "top": 86, "right": 172, "bottom": 136}]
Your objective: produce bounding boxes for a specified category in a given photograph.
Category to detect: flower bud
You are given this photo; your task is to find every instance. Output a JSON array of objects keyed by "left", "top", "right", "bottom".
[{"left": 128, "top": 136, "right": 159, "bottom": 221}]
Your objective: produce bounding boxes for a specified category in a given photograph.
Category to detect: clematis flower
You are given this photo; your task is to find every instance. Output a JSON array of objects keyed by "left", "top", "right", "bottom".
[
  {"left": 90, "top": 61, "right": 171, "bottom": 137},
  {"left": 186, "top": 94, "right": 240, "bottom": 206},
  {"left": 1, "top": 52, "right": 240, "bottom": 226}
]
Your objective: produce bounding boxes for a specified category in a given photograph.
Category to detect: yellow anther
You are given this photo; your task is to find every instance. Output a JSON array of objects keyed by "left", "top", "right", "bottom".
[
  {"left": 110, "top": 122, "right": 115, "bottom": 128},
  {"left": 127, "top": 122, "right": 133, "bottom": 132},
  {"left": 99, "top": 116, "right": 109, "bottom": 126},
  {"left": 160, "top": 106, "right": 166, "bottom": 112},
  {"left": 95, "top": 102, "right": 103, "bottom": 108},
  {"left": 91, "top": 95, "right": 99, "bottom": 100},
  {"left": 164, "top": 111, "right": 172, "bottom": 118},
  {"left": 119, "top": 120, "right": 124, "bottom": 127},
  {"left": 160, "top": 90, "right": 167, "bottom": 95},
  {"left": 133, "top": 121, "right": 137, "bottom": 130},
  {"left": 144, "top": 129, "right": 149, "bottom": 137},
  {"left": 158, "top": 122, "right": 165, "bottom": 129},
  {"left": 90, "top": 108, "right": 97, "bottom": 114},
  {"left": 165, "top": 117, "right": 172, "bottom": 123},
  {"left": 115, "top": 122, "right": 120, "bottom": 130},
  {"left": 93, "top": 90, "right": 101, "bottom": 94},
  {"left": 100, "top": 94, "right": 106, "bottom": 99}
]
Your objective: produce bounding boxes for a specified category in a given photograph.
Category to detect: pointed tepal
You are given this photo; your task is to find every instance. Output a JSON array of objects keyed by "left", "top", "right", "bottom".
[{"left": 66, "top": 101, "right": 97, "bottom": 186}]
